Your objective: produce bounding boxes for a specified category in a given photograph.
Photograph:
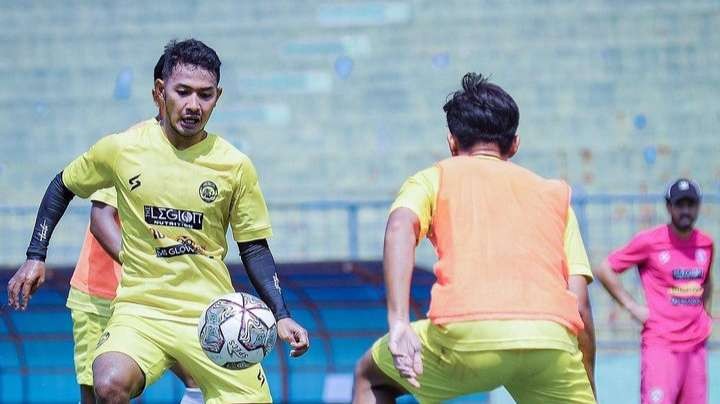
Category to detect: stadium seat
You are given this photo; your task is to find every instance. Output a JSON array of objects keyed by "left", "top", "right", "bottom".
[
  {"left": 0, "top": 341, "right": 20, "bottom": 368},
  {"left": 318, "top": 307, "right": 388, "bottom": 332},
  {"left": 10, "top": 311, "right": 73, "bottom": 334},
  {"left": 329, "top": 336, "right": 379, "bottom": 370},
  {"left": 22, "top": 340, "right": 74, "bottom": 367},
  {"left": 26, "top": 372, "right": 77, "bottom": 402},
  {"left": 302, "top": 285, "right": 383, "bottom": 302},
  {"left": 0, "top": 373, "right": 24, "bottom": 403},
  {"left": 141, "top": 371, "right": 185, "bottom": 403},
  {"left": 289, "top": 370, "right": 326, "bottom": 402}
]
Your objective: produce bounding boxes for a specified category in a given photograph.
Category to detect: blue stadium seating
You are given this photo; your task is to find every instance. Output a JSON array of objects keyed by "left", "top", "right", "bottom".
[{"left": 0, "top": 262, "right": 443, "bottom": 403}]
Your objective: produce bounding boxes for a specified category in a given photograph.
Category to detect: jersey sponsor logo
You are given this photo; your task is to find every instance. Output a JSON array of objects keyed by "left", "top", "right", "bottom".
[
  {"left": 658, "top": 251, "right": 671, "bottom": 264},
  {"left": 199, "top": 180, "right": 218, "bottom": 203},
  {"left": 696, "top": 249, "right": 708, "bottom": 264},
  {"left": 672, "top": 268, "right": 703, "bottom": 280},
  {"left": 156, "top": 242, "right": 199, "bottom": 258},
  {"left": 144, "top": 205, "right": 204, "bottom": 229},
  {"left": 257, "top": 369, "right": 266, "bottom": 387},
  {"left": 669, "top": 281, "right": 703, "bottom": 297},
  {"left": 671, "top": 296, "right": 703, "bottom": 306},
  {"left": 129, "top": 173, "right": 142, "bottom": 191}
]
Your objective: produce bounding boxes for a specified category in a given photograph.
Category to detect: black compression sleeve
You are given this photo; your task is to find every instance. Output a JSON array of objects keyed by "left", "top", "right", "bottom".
[
  {"left": 26, "top": 172, "right": 75, "bottom": 261},
  {"left": 238, "top": 239, "right": 291, "bottom": 320}
]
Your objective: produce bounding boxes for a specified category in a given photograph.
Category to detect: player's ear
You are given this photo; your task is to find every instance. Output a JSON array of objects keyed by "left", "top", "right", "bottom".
[
  {"left": 447, "top": 133, "right": 459, "bottom": 156},
  {"left": 215, "top": 86, "right": 223, "bottom": 103},
  {"left": 154, "top": 78, "right": 165, "bottom": 101},
  {"left": 506, "top": 134, "right": 520, "bottom": 158}
]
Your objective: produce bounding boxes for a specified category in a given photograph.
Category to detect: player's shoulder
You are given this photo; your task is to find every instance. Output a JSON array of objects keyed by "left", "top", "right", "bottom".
[
  {"left": 205, "top": 133, "right": 253, "bottom": 166},
  {"left": 693, "top": 228, "right": 715, "bottom": 246},
  {"left": 112, "top": 118, "right": 159, "bottom": 145},
  {"left": 633, "top": 225, "right": 667, "bottom": 243}
]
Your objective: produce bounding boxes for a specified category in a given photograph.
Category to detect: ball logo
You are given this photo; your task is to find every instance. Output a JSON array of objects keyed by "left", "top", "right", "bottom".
[
  {"left": 658, "top": 251, "right": 671, "bottom": 264},
  {"left": 199, "top": 180, "right": 218, "bottom": 203},
  {"left": 696, "top": 249, "right": 707, "bottom": 264}
]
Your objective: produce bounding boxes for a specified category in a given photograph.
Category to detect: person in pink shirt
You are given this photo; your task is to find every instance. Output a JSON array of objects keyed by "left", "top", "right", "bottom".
[{"left": 595, "top": 178, "right": 714, "bottom": 404}]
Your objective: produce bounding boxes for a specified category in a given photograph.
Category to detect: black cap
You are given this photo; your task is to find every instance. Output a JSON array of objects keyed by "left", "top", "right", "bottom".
[{"left": 665, "top": 178, "right": 701, "bottom": 204}]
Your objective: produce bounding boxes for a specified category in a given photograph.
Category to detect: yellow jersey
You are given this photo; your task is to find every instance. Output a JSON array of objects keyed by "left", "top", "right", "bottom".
[
  {"left": 62, "top": 119, "right": 272, "bottom": 323},
  {"left": 391, "top": 155, "right": 593, "bottom": 352}
]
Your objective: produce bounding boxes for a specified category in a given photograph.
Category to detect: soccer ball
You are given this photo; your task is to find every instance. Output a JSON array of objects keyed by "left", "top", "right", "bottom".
[{"left": 198, "top": 292, "right": 278, "bottom": 370}]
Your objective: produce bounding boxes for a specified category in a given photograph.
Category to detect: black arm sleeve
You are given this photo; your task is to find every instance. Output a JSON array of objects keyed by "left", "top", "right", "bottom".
[
  {"left": 26, "top": 172, "right": 75, "bottom": 261},
  {"left": 238, "top": 239, "right": 291, "bottom": 320}
]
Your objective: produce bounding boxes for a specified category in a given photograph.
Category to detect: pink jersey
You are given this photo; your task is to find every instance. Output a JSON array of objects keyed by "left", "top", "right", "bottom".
[{"left": 608, "top": 224, "right": 714, "bottom": 351}]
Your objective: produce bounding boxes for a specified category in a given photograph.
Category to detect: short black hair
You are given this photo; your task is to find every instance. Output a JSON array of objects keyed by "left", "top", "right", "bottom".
[
  {"left": 153, "top": 54, "right": 165, "bottom": 81},
  {"left": 162, "top": 39, "right": 221, "bottom": 85},
  {"left": 443, "top": 73, "right": 519, "bottom": 154}
]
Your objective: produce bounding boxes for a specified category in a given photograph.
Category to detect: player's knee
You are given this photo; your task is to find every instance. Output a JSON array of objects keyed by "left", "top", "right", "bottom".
[
  {"left": 93, "top": 376, "right": 131, "bottom": 403},
  {"left": 92, "top": 354, "right": 142, "bottom": 403},
  {"left": 353, "top": 350, "right": 375, "bottom": 384}
]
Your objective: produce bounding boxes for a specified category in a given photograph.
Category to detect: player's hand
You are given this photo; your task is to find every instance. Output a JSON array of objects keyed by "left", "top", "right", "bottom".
[
  {"left": 629, "top": 303, "right": 649, "bottom": 324},
  {"left": 388, "top": 322, "right": 423, "bottom": 388},
  {"left": 7, "top": 259, "right": 47, "bottom": 310},
  {"left": 277, "top": 317, "right": 309, "bottom": 357}
]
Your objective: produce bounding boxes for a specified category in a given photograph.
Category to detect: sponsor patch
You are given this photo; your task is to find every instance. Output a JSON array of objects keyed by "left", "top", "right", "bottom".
[
  {"left": 672, "top": 268, "right": 703, "bottom": 280},
  {"left": 144, "top": 205, "right": 203, "bottom": 229},
  {"left": 156, "top": 243, "right": 199, "bottom": 258}
]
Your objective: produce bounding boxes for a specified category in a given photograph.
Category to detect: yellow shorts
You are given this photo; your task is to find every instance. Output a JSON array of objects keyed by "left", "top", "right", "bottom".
[
  {"left": 70, "top": 309, "right": 110, "bottom": 385},
  {"left": 371, "top": 320, "right": 595, "bottom": 404},
  {"left": 94, "top": 314, "right": 271, "bottom": 404}
]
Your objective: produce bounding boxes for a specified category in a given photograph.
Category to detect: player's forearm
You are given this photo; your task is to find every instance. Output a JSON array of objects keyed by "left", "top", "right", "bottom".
[
  {"left": 383, "top": 210, "right": 418, "bottom": 326},
  {"left": 569, "top": 276, "right": 596, "bottom": 395},
  {"left": 595, "top": 260, "right": 641, "bottom": 312},
  {"left": 703, "top": 277, "right": 712, "bottom": 315},
  {"left": 90, "top": 202, "right": 122, "bottom": 264},
  {"left": 577, "top": 305, "right": 596, "bottom": 395},
  {"left": 238, "top": 239, "right": 290, "bottom": 320},
  {"left": 26, "top": 172, "right": 75, "bottom": 261}
]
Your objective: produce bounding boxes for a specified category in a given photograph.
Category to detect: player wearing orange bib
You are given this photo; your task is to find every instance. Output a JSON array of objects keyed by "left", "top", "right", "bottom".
[{"left": 353, "top": 73, "right": 596, "bottom": 403}]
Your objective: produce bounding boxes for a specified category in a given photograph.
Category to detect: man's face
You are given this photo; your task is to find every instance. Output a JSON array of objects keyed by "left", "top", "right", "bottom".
[
  {"left": 667, "top": 198, "right": 700, "bottom": 233},
  {"left": 158, "top": 63, "right": 222, "bottom": 138}
]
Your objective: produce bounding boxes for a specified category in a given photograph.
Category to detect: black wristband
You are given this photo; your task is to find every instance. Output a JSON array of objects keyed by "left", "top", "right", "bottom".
[
  {"left": 237, "top": 239, "right": 291, "bottom": 320},
  {"left": 26, "top": 172, "right": 75, "bottom": 261}
]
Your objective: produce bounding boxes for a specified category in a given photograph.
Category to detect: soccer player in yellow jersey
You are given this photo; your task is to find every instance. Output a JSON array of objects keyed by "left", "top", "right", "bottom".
[
  {"left": 353, "top": 73, "right": 596, "bottom": 403},
  {"left": 7, "top": 54, "right": 203, "bottom": 404},
  {"left": 8, "top": 39, "right": 309, "bottom": 404}
]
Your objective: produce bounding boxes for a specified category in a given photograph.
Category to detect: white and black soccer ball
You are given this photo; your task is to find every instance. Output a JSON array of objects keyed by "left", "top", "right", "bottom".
[{"left": 198, "top": 292, "right": 278, "bottom": 370}]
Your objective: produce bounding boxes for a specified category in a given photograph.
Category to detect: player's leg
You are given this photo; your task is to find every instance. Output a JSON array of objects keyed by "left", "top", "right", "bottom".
[
  {"left": 170, "top": 363, "right": 204, "bottom": 404},
  {"left": 69, "top": 309, "right": 110, "bottom": 404},
  {"left": 353, "top": 349, "right": 407, "bottom": 403},
  {"left": 640, "top": 345, "right": 681, "bottom": 404},
  {"left": 504, "top": 349, "right": 595, "bottom": 404},
  {"left": 354, "top": 319, "right": 485, "bottom": 404},
  {"left": 92, "top": 352, "right": 146, "bottom": 403},
  {"left": 677, "top": 343, "right": 708, "bottom": 404},
  {"left": 165, "top": 318, "right": 271, "bottom": 404},
  {"left": 92, "top": 314, "right": 174, "bottom": 403}
]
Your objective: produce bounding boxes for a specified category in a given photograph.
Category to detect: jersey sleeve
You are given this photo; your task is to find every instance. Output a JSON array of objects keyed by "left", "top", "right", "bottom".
[
  {"left": 563, "top": 207, "right": 593, "bottom": 281},
  {"left": 607, "top": 233, "right": 649, "bottom": 273},
  {"left": 230, "top": 157, "right": 273, "bottom": 242},
  {"left": 389, "top": 166, "right": 438, "bottom": 241},
  {"left": 62, "top": 135, "right": 117, "bottom": 198},
  {"left": 89, "top": 187, "right": 118, "bottom": 208}
]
